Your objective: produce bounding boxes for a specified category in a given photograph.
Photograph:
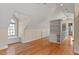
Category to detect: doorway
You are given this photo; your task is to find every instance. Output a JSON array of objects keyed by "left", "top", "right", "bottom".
[{"left": 68, "top": 23, "right": 73, "bottom": 36}]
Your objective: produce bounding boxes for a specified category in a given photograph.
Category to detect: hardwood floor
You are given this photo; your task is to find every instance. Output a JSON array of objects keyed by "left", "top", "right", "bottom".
[{"left": 0, "top": 36, "right": 74, "bottom": 55}]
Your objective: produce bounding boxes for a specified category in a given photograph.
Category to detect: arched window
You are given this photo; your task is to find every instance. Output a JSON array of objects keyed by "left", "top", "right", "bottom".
[{"left": 8, "top": 19, "right": 16, "bottom": 37}]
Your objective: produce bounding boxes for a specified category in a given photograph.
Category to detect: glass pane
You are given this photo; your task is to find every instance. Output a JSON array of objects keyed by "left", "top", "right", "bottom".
[
  {"left": 12, "top": 28, "right": 14, "bottom": 30},
  {"left": 10, "top": 30, "right": 13, "bottom": 32},
  {"left": 8, "top": 19, "right": 16, "bottom": 37},
  {"left": 10, "top": 24, "right": 13, "bottom": 26},
  {"left": 9, "top": 27, "right": 12, "bottom": 29},
  {"left": 8, "top": 33, "right": 10, "bottom": 35},
  {"left": 8, "top": 30, "right": 9, "bottom": 32},
  {"left": 13, "top": 30, "right": 15, "bottom": 33},
  {"left": 12, "top": 33, "right": 15, "bottom": 35},
  {"left": 12, "top": 24, "right": 15, "bottom": 27},
  {"left": 11, "top": 32, "right": 13, "bottom": 35}
]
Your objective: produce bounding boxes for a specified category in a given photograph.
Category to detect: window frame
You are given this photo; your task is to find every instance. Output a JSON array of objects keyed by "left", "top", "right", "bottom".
[{"left": 8, "top": 21, "right": 16, "bottom": 37}]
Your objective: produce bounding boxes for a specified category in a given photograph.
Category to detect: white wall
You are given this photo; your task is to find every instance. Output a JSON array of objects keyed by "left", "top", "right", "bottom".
[
  {"left": 0, "top": 27, "right": 8, "bottom": 49},
  {"left": 21, "top": 5, "right": 74, "bottom": 44},
  {"left": 22, "top": 17, "right": 50, "bottom": 43},
  {"left": 0, "top": 3, "right": 74, "bottom": 47},
  {"left": 18, "top": 16, "right": 30, "bottom": 38},
  {"left": 0, "top": 4, "right": 57, "bottom": 46},
  {"left": 74, "top": 3, "right": 79, "bottom": 53},
  {"left": 0, "top": 28, "right": 7, "bottom": 44}
]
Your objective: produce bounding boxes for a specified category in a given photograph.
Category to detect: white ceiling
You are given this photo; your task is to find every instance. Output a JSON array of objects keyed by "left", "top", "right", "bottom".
[
  {"left": 0, "top": 3, "right": 74, "bottom": 27},
  {"left": 52, "top": 3, "right": 74, "bottom": 19},
  {"left": 57, "top": 3, "right": 74, "bottom": 13},
  {"left": 15, "top": 3, "right": 74, "bottom": 29}
]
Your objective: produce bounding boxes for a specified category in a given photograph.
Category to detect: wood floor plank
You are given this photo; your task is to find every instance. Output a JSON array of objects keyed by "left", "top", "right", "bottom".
[{"left": 0, "top": 36, "right": 74, "bottom": 55}]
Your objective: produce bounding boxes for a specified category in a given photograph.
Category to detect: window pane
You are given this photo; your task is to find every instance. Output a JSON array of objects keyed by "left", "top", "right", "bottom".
[
  {"left": 13, "top": 30, "right": 15, "bottom": 33},
  {"left": 13, "top": 24, "right": 14, "bottom": 26},
  {"left": 8, "top": 19, "right": 16, "bottom": 37},
  {"left": 10, "top": 24, "right": 13, "bottom": 26},
  {"left": 12, "top": 33, "right": 14, "bottom": 35}
]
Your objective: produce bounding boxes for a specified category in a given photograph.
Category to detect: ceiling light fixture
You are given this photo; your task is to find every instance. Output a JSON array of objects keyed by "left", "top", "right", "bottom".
[{"left": 60, "top": 4, "right": 63, "bottom": 6}]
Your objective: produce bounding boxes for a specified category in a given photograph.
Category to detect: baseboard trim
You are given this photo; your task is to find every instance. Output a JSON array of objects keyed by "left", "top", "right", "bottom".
[
  {"left": 22, "top": 38, "right": 38, "bottom": 43},
  {"left": 22, "top": 37, "right": 48, "bottom": 43},
  {"left": 74, "top": 52, "right": 79, "bottom": 55},
  {"left": 0, "top": 44, "right": 8, "bottom": 50},
  {"left": 74, "top": 51, "right": 79, "bottom": 55},
  {"left": 74, "top": 49, "right": 79, "bottom": 55}
]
